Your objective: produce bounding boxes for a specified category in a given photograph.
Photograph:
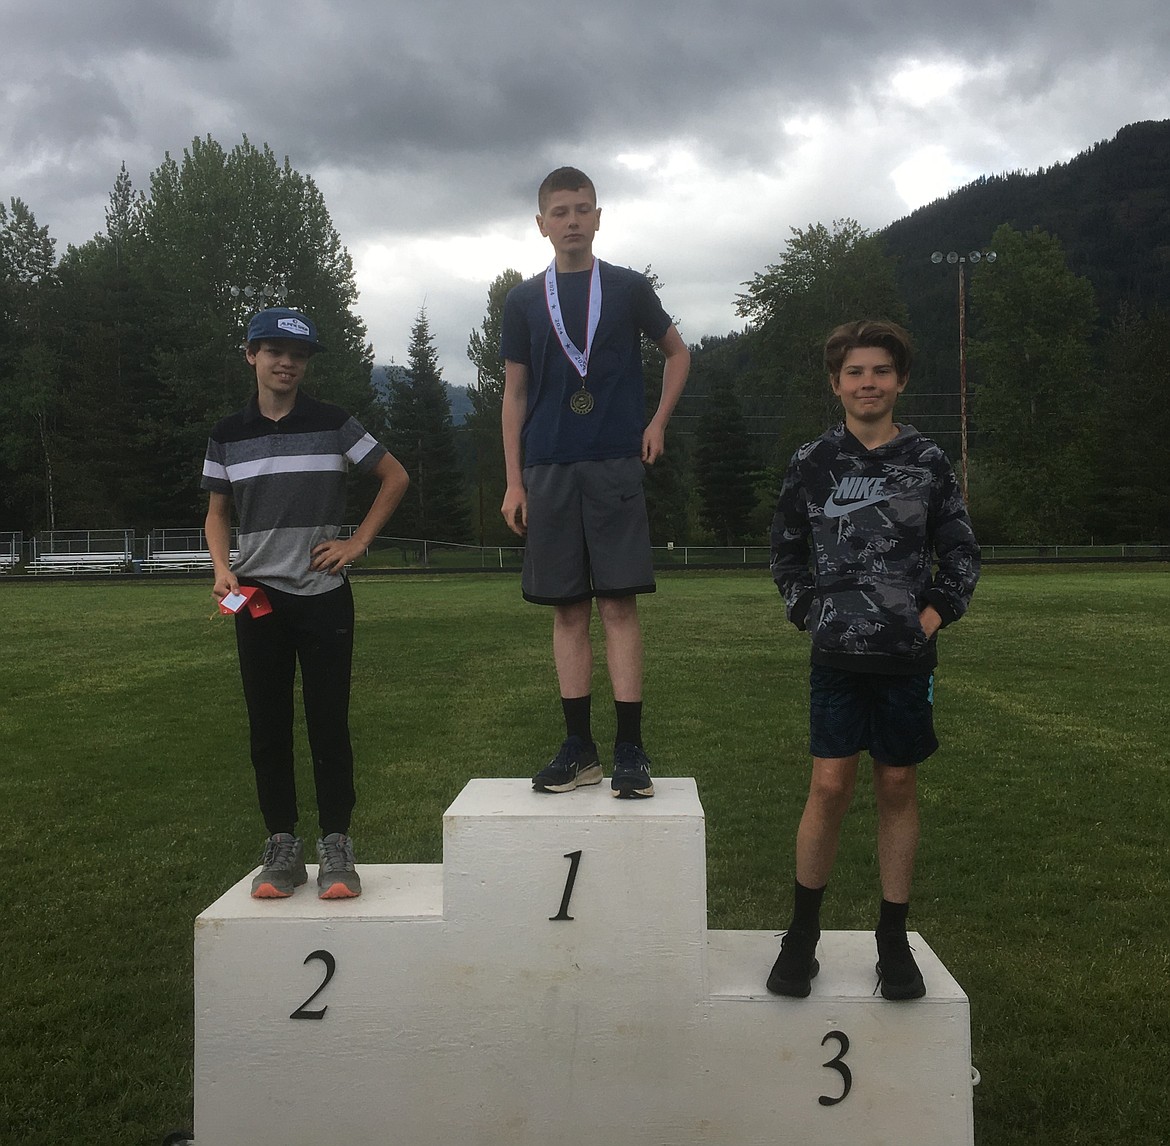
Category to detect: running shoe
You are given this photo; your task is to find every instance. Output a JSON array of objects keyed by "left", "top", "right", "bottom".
[
  {"left": 317, "top": 832, "right": 362, "bottom": 899},
  {"left": 766, "top": 927, "right": 821, "bottom": 997},
  {"left": 611, "top": 741, "right": 654, "bottom": 799},
  {"left": 875, "top": 928, "right": 926, "bottom": 1000},
  {"left": 250, "top": 833, "right": 307, "bottom": 899},
  {"left": 532, "top": 736, "right": 602, "bottom": 792}
]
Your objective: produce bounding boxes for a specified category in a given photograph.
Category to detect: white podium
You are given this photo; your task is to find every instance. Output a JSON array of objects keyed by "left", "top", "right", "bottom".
[{"left": 194, "top": 778, "right": 974, "bottom": 1145}]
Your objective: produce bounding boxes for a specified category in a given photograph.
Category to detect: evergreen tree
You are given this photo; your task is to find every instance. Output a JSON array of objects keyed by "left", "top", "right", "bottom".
[
  {"left": 104, "top": 162, "right": 146, "bottom": 266},
  {"left": 385, "top": 308, "right": 472, "bottom": 544},
  {"left": 681, "top": 330, "right": 766, "bottom": 537},
  {"left": 0, "top": 198, "right": 62, "bottom": 530},
  {"left": 641, "top": 395, "right": 691, "bottom": 544},
  {"left": 632, "top": 267, "right": 691, "bottom": 545},
  {"left": 465, "top": 269, "right": 522, "bottom": 544},
  {"left": 1089, "top": 305, "right": 1170, "bottom": 543},
  {"left": 52, "top": 165, "right": 156, "bottom": 526},
  {"left": 692, "top": 378, "right": 759, "bottom": 545}
]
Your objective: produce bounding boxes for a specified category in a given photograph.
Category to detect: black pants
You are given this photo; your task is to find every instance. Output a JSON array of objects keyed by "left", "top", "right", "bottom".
[{"left": 234, "top": 581, "right": 356, "bottom": 836}]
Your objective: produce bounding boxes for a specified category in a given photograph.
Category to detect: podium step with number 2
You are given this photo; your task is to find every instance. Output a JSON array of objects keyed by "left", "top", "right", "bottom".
[{"left": 194, "top": 777, "right": 974, "bottom": 1145}]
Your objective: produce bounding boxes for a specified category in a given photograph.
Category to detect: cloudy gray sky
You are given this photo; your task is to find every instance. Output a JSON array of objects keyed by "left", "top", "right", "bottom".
[{"left": 3, "top": 0, "right": 1169, "bottom": 386}]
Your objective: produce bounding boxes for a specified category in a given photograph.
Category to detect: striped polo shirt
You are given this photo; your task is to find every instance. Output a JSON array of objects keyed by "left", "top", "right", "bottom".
[{"left": 201, "top": 392, "right": 387, "bottom": 595}]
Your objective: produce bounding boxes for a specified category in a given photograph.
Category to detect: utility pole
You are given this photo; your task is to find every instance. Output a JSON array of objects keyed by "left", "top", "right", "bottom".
[{"left": 930, "top": 249, "right": 997, "bottom": 503}]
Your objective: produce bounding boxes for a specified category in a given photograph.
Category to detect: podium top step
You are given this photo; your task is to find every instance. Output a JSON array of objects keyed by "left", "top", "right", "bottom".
[{"left": 445, "top": 776, "right": 703, "bottom": 821}]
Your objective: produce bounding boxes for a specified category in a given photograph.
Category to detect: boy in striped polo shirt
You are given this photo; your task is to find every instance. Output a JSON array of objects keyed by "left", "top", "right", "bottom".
[{"left": 202, "top": 308, "right": 408, "bottom": 900}]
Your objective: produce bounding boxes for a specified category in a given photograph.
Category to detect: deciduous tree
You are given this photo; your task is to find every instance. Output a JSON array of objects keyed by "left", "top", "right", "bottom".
[
  {"left": 139, "top": 136, "right": 375, "bottom": 523},
  {"left": 968, "top": 224, "right": 1098, "bottom": 542},
  {"left": 737, "top": 219, "right": 909, "bottom": 460}
]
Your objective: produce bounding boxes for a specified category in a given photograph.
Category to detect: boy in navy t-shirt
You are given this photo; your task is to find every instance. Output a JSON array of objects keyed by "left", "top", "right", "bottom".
[{"left": 500, "top": 167, "right": 690, "bottom": 798}]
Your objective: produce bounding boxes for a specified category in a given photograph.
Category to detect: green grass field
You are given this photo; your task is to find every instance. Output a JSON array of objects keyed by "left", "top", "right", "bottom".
[{"left": 2, "top": 566, "right": 1168, "bottom": 1145}]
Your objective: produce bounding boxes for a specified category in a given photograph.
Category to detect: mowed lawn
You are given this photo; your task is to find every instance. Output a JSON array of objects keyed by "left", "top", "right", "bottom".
[{"left": 1, "top": 566, "right": 1167, "bottom": 1145}]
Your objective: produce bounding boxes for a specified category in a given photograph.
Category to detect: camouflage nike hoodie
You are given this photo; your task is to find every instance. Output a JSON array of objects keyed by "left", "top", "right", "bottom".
[{"left": 770, "top": 423, "right": 980, "bottom": 674}]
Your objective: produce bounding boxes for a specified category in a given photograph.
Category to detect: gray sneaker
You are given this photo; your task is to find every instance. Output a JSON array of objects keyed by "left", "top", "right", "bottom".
[
  {"left": 250, "top": 833, "right": 307, "bottom": 899},
  {"left": 317, "top": 833, "right": 362, "bottom": 899}
]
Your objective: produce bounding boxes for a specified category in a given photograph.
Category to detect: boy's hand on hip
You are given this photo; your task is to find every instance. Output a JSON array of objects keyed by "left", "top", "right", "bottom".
[{"left": 310, "top": 537, "right": 363, "bottom": 574}]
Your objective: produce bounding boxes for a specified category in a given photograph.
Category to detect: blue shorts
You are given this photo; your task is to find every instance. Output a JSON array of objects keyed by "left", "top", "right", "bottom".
[{"left": 809, "top": 664, "right": 938, "bottom": 766}]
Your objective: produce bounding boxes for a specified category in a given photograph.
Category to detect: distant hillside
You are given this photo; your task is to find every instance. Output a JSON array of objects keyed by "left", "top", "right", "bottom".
[
  {"left": 882, "top": 119, "right": 1170, "bottom": 363},
  {"left": 683, "top": 120, "right": 1170, "bottom": 466},
  {"left": 371, "top": 363, "right": 472, "bottom": 424}
]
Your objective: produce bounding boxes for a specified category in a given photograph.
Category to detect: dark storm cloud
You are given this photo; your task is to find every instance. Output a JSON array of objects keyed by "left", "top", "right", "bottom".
[
  {"left": 5, "top": 72, "right": 132, "bottom": 156},
  {"left": 205, "top": 0, "right": 1046, "bottom": 171},
  {"left": 2, "top": 0, "right": 1162, "bottom": 237},
  {"left": 55, "top": 0, "right": 1046, "bottom": 239},
  {"left": 1, "top": 0, "right": 1168, "bottom": 367},
  {"left": 3, "top": 0, "right": 230, "bottom": 60}
]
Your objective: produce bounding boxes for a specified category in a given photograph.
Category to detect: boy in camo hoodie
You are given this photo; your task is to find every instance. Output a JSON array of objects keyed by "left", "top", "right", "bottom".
[{"left": 766, "top": 319, "right": 979, "bottom": 1001}]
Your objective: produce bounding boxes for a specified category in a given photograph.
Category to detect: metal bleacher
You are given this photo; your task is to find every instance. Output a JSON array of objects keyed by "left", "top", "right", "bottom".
[{"left": 26, "top": 529, "right": 133, "bottom": 575}]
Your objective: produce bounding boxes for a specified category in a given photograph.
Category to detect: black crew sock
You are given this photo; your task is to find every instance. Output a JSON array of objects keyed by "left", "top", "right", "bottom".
[
  {"left": 877, "top": 898, "right": 910, "bottom": 934},
  {"left": 791, "top": 879, "right": 826, "bottom": 933},
  {"left": 561, "top": 695, "right": 593, "bottom": 744},
  {"left": 614, "top": 700, "right": 643, "bottom": 748}
]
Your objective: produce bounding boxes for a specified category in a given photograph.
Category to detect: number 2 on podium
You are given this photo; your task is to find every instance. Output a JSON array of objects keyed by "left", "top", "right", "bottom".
[{"left": 290, "top": 950, "right": 337, "bottom": 1020}]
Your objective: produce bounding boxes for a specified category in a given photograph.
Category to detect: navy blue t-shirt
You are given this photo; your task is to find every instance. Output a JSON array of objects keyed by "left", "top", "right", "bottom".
[{"left": 500, "top": 260, "right": 672, "bottom": 466}]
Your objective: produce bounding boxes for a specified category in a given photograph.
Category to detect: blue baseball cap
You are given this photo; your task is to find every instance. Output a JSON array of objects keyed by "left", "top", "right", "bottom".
[{"left": 246, "top": 307, "right": 325, "bottom": 353}]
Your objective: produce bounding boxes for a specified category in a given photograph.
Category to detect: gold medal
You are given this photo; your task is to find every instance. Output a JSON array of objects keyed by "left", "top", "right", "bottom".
[{"left": 546, "top": 259, "right": 602, "bottom": 416}]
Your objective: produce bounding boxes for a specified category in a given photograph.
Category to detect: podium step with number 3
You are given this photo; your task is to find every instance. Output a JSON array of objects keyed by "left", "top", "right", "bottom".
[{"left": 194, "top": 777, "right": 974, "bottom": 1145}]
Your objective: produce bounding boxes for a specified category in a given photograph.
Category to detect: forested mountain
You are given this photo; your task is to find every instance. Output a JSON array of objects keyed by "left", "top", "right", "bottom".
[
  {"left": 882, "top": 119, "right": 1170, "bottom": 399},
  {"left": 885, "top": 119, "right": 1170, "bottom": 322},
  {"left": 679, "top": 120, "right": 1170, "bottom": 545}
]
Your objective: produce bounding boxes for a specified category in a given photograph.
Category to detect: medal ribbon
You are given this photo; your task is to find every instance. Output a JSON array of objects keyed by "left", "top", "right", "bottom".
[{"left": 544, "top": 258, "right": 601, "bottom": 379}]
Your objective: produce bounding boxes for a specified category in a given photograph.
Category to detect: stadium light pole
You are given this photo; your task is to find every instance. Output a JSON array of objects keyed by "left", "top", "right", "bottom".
[
  {"left": 230, "top": 281, "right": 289, "bottom": 312},
  {"left": 930, "top": 249, "right": 996, "bottom": 503}
]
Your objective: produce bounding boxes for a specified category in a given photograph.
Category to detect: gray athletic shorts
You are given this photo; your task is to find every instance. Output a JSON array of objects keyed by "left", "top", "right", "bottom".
[{"left": 521, "top": 457, "right": 656, "bottom": 605}]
